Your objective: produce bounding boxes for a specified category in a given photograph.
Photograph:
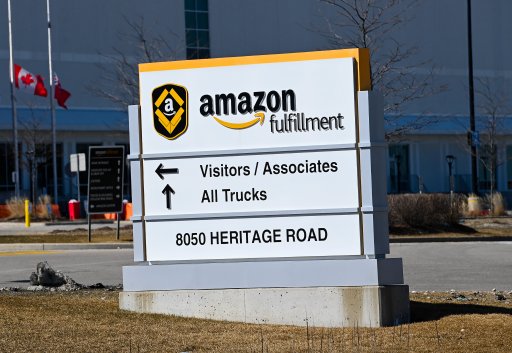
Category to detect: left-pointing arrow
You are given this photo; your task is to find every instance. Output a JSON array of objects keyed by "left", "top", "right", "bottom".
[
  {"left": 156, "top": 163, "right": 179, "bottom": 180},
  {"left": 162, "top": 184, "right": 175, "bottom": 210}
]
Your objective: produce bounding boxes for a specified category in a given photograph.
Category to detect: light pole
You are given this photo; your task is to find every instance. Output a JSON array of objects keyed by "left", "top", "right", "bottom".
[
  {"left": 395, "top": 155, "right": 402, "bottom": 194},
  {"left": 446, "top": 155, "right": 456, "bottom": 213},
  {"left": 445, "top": 155, "right": 455, "bottom": 193},
  {"left": 467, "top": 0, "right": 478, "bottom": 195}
]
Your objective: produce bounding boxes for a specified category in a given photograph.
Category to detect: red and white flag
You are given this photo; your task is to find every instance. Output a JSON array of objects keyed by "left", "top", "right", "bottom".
[
  {"left": 14, "top": 64, "right": 48, "bottom": 97},
  {"left": 53, "top": 73, "right": 71, "bottom": 109}
]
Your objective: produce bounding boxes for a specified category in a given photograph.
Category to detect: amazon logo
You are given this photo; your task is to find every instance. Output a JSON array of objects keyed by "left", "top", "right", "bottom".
[
  {"left": 199, "top": 89, "right": 296, "bottom": 129},
  {"left": 152, "top": 83, "right": 188, "bottom": 140}
]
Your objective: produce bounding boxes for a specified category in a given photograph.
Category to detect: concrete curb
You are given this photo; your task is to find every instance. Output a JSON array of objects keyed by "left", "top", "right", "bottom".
[
  {"left": 44, "top": 220, "right": 118, "bottom": 226},
  {"left": 390, "top": 235, "right": 512, "bottom": 243},
  {"left": 0, "top": 243, "right": 133, "bottom": 252}
]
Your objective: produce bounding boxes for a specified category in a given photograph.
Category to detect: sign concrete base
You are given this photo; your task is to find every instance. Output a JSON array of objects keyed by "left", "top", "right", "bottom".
[
  {"left": 119, "top": 285, "right": 409, "bottom": 327},
  {"left": 122, "top": 258, "right": 404, "bottom": 291}
]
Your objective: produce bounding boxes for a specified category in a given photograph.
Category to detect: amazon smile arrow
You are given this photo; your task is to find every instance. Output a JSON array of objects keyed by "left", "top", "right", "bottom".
[{"left": 212, "top": 112, "right": 265, "bottom": 130}]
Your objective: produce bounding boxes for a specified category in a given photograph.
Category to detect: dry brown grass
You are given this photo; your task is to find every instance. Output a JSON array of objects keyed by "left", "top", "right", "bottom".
[
  {"left": 0, "top": 226, "right": 133, "bottom": 244},
  {"left": 486, "top": 193, "right": 507, "bottom": 216},
  {"left": 0, "top": 291, "right": 510, "bottom": 353}
]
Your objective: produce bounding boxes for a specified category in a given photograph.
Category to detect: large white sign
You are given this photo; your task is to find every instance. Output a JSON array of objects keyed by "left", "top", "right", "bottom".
[
  {"left": 137, "top": 50, "right": 366, "bottom": 262},
  {"left": 139, "top": 58, "right": 357, "bottom": 155}
]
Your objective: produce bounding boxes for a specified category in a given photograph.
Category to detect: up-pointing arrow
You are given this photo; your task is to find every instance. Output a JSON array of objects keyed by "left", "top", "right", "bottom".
[
  {"left": 162, "top": 184, "right": 175, "bottom": 210},
  {"left": 155, "top": 163, "right": 179, "bottom": 180}
]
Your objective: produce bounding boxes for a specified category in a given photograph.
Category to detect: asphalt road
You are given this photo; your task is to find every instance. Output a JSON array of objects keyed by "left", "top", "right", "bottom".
[
  {"left": 0, "top": 242, "right": 511, "bottom": 291},
  {"left": 0, "top": 249, "right": 131, "bottom": 288},
  {"left": 393, "top": 241, "right": 512, "bottom": 292}
]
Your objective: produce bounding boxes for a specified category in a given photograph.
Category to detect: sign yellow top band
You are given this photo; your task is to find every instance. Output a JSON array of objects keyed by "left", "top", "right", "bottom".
[{"left": 139, "top": 48, "right": 371, "bottom": 91}]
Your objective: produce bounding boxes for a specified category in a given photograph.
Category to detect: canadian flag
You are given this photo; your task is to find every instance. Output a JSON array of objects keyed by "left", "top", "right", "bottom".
[
  {"left": 53, "top": 74, "right": 71, "bottom": 109},
  {"left": 14, "top": 64, "right": 48, "bottom": 97}
]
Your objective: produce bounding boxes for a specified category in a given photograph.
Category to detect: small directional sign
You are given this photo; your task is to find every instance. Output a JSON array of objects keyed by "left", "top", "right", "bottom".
[
  {"left": 162, "top": 184, "right": 175, "bottom": 209},
  {"left": 70, "top": 153, "right": 86, "bottom": 172},
  {"left": 87, "top": 146, "right": 125, "bottom": 214},
  {"left": 142, "top": 150, "right": 359, "bottom": 217},
  {"left": 155, "top": 163, "right": 179, "bottom": 180}
]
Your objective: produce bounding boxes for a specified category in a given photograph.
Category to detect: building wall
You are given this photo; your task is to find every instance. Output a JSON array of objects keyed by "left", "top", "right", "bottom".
[
  {"left": 387, "top": 133, "right": 512, "bottom": 205},
  {"left": 0, "top": 0, "right": 187, "bottom": 109},
  {"left": 1, "top": 0, "right": 511, "bottom": 205},
  {"left": 1, "top": 0, "right": 511, "bottom": 113}
]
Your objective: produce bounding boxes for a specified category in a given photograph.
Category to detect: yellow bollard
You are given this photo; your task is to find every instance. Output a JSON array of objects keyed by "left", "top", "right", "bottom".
[{"left": 25, "top": 200, "right": 30, "bottom": 228}]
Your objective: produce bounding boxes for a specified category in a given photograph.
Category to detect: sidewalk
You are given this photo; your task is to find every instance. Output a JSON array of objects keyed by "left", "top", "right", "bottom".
[{"left": 390, "top": 234, "right": 512, "bottom": 243}]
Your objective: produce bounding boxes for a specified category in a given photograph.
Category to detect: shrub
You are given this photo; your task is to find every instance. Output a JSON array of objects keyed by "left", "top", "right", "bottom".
[
  {"left": 481, "top": 192, "right": 506, "bottom": 216},
  {"left": 491, "top": 193, "right": 506, "bottom": 216},
  {"left": 388, "top": 193, "right": 464, "bottom": 228},
  {"left": 6, "top": 197, "right": 25, "bottom": 219},
  {"left": 4, "top": 195, "right": 54, "bottom": 220},
  {"left": 36, "top": 195, "right": 53, "bottom": 220}
]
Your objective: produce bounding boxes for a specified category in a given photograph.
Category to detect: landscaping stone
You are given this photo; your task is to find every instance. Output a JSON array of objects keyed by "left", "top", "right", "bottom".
[
  {"left": 495, "top": 293, "right": 506, "bottom": 301},
  {"left": 30, "top": 262, "right": 66, "bottom": 287},
  {"left": 29, "top": 262, "right": 82, "bottom": 291}
]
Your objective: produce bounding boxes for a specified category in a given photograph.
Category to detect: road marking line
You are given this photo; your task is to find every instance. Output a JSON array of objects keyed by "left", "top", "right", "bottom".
[{"left": 0, "top": 250, "right": 63, "bottom": 257}]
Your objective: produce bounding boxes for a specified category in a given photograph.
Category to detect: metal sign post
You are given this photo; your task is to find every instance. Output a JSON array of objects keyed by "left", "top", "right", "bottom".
[
  {"left": 70, "top": 153, "right": 86, "bottom": 201},
  {"left": 87, "top": 146, "right": 124, "bottom": 242},
  {"left": 116, "top": 214, "right": 121, "bottom": 240}
]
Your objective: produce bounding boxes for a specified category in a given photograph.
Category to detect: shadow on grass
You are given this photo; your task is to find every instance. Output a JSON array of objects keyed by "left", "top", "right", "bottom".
[{"left": 410, "top": 300, "right": 512, "bottom": 323}]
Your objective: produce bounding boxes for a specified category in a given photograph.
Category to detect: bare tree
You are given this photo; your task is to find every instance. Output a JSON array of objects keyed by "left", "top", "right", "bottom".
[
  {"left": 473, "top": 78, "right": 511, "bottom": 204},
  {"left": 317, "top": 0, "right": 446, "bottom": 139},
  {"left": 90, "top": 17, "right": 182, "bottom": 108},
  {"left": 18, "top": 101, "right": 52, "bottom": 209}
]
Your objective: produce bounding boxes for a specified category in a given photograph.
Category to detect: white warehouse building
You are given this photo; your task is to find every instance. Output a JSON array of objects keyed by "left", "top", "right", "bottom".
[{"left": 0, "top": 0, "right": 511, "bottom": 209}]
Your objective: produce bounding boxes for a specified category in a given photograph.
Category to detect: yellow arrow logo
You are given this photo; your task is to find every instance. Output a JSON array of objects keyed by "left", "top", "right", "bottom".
[{"left": 212, "top": 112, "right": 265, "bottom": 130}]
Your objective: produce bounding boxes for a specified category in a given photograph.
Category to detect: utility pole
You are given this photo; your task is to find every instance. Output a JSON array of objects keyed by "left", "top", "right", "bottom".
[
  {"left": 7, "top": 0, "right": 20, "bottom": 198},
  {"left": 467, "top": 0, "right": 478, "bottom": 194}
]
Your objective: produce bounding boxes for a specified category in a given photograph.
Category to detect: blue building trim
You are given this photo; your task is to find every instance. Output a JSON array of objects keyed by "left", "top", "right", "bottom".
[{"left": 0, "top": 107, "right": 128, "bottom": 132}]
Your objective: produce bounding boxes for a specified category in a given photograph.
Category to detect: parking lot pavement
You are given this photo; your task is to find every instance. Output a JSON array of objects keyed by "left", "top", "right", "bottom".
[
  {"left": 1, "top": 242, "right": 511, "bottom": 291},
  {"left": 0, "top": 249, "right": 132, "bottom": 288},
  {"left": 391, "top": 241, "right": 512, "bottom": 291}
]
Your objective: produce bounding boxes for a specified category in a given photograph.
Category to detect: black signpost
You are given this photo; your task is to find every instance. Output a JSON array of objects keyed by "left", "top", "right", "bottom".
[{"left": 87, "top": 146, "right": 125, "bottom": 241}]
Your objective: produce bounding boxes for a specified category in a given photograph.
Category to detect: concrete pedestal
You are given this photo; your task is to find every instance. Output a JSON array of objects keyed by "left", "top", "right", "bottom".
[
  {"left": 120, "top": 285, "right": 409, "bottom": 327},
  {"left": 120, "top": 258, "right": 409, "bottom": 327},
  {"left": 123, "top": 67, "right": 408, "bottom": 328}
]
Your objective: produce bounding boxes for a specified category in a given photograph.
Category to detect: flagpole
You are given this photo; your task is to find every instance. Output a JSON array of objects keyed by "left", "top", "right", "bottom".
[
  {"left": 46, "top": 0, "right": 58, "bottom": 205},
  {"left": 8, "top": 0, "right": 20, "bottom": 199}
]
